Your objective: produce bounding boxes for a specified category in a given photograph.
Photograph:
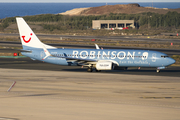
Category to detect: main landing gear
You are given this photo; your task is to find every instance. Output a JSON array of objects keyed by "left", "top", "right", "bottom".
[
  {"left": 95, "top": 69, "right": 101, "bottom": 72},
  {"left": 87, "top": 67, "right": 93, "bottom": 72},
  {"left": 87, "top": 67, "right": 101, "bottom": 72}
]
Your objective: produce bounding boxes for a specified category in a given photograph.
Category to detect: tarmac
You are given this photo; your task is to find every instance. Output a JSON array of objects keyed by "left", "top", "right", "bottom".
[
  {"left": 0, "top": 57, "right": 180, "bottom": 120},
  {"left": 1, "top": 33, "right": 180, "bottom": 43}
]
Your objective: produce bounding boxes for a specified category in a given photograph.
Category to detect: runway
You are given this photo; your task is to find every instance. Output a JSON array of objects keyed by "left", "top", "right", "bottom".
[{"left": 0, "top": 58, "right": 180, "bottom": 120}]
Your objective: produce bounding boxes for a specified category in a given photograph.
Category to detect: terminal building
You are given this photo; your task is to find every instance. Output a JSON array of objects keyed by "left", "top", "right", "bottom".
[{"left": 92, "top": 20, "right": 135, "bottom": 29}]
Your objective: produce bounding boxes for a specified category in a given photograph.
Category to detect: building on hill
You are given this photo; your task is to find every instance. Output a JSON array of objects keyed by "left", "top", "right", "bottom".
[{"left": 92, "top": 20, "right": 135, "bottom": 30}]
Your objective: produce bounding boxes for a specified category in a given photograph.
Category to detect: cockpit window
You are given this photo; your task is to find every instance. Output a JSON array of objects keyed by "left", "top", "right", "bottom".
[{"left": 161, "top": 55, "right": 169, "bottom": 58}]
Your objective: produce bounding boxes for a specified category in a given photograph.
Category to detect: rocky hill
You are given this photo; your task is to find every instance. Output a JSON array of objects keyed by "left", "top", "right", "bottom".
[{"left": 60, "top": 4, "right": 180, "bottom": 16}]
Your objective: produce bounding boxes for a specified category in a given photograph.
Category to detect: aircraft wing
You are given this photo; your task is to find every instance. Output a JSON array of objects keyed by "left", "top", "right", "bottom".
[
  {"left": 60, "top": 56, "right": 97, "bottom": 62},
  {"left": 42, "top": 47, "right": 97, "bottom": 62}
]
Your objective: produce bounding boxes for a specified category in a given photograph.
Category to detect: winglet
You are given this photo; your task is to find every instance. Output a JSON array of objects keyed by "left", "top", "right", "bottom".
[{"left": 95, "top": 44, "right": 100, "bottom": 49}]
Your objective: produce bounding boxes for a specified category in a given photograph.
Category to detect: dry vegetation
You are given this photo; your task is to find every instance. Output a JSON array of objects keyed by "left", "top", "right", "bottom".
[{"left": 80, "top": 4, "right": 180, "bottom": 15}]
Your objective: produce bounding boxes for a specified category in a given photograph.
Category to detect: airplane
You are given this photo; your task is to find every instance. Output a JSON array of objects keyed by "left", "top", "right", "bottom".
[{"left": 16, "top": 17, "right": 175, "bottom": 73}]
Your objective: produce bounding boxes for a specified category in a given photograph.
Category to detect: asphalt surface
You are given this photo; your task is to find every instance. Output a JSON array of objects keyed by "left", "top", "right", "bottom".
[
  {"left": 1, "top": 33, "right": 180, "bottom": 43},
  {"left": 1, "top": 67, "right": 179, "bottom": 120},
  {"left": 0, "top": 57, "right": 179, "bottom": 77}
]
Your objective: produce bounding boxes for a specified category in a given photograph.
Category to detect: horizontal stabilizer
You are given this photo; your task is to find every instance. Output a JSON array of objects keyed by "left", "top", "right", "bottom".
[
  {"left": 42, "top": 45, "right": 52, "bottom": 60},
  {"left": 19, "top": 49, "right": 32, "bottom": 52}
]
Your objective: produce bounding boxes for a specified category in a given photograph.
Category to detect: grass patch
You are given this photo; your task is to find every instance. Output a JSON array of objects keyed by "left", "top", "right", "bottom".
[{"left": 171, "top": 55, "right": 180, "bottom": 64}]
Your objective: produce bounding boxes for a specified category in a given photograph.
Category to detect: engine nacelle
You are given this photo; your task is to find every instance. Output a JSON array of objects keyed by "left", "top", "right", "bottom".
[{"left": 96, "top": 62, "right": 113, "bottom": 70}]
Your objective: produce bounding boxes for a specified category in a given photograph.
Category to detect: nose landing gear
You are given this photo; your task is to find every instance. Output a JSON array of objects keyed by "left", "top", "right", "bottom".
[
  {"left": 156, "top": 69, "right": 160, "bottom": 73},
  {"left": 156, "top": 67, "right": 165, "bottom": 73}
]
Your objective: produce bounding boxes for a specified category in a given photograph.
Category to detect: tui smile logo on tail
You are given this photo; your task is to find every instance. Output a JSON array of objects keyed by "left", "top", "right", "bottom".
[{"left": 22, "top": 33, "right": 33, "bottom": 43}]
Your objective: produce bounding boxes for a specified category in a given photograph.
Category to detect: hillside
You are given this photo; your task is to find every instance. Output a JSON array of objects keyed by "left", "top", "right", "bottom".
[
  {"left": 60, "top": 4, "right": 180, "bottom": 16},
  {"left": 0, "top": 3, "right": 179, "bottom": 36}
]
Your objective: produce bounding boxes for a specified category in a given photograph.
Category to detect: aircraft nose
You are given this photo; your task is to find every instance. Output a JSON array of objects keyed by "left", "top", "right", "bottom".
[{"left": 168, "top": 58, "right": 176, "bottom": 65}]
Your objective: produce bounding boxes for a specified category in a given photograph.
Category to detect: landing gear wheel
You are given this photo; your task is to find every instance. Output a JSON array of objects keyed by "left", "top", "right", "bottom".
[
  {"left": 156, "top": 69, "right": 160, "bottom": 73},
  {"left": 95, "top": 69, "right": 101, "bottom": 72},
  {"left": 87, "top": 67, "right": 93, "bottom": 72}
]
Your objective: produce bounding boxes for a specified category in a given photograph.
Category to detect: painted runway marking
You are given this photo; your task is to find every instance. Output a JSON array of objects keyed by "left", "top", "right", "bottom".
[{"left": 7, "top": 81, "right": 16, "bottom": 92}]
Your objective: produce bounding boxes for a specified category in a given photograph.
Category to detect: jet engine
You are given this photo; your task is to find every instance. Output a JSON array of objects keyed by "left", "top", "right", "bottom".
[{"left": 96, "top": 62, "right": 113, "bottom": 70}]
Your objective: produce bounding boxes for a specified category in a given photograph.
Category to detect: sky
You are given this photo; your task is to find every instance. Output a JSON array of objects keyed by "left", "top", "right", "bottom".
[{"left": 0, "top": 0, "right": 179, "bottom": 2}]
